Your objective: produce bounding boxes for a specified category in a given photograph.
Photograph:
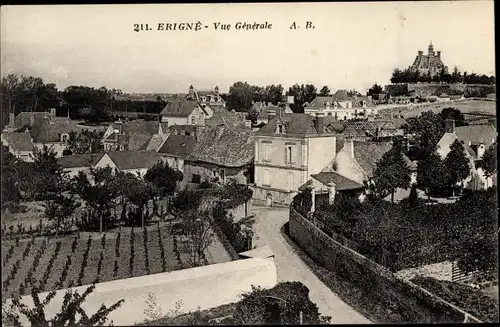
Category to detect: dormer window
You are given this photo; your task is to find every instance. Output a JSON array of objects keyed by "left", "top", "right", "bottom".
[
  {"left": 61, "top": 133, "right": 69, "bottom": 143},
  {"left": 277, "top": 124, "right": 284, "bottom": 134}
]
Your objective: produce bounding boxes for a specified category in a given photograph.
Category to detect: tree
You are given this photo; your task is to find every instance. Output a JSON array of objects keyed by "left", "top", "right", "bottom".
[
  {"left": 226, "top": 82, "right": 254, "bottom": 111},
  {"left": 33, "top": 145, "right": 68, "bottom": 200},
  {"left": 403, "top": 111, "right": 446, "bottom": 161},
  {"left": 66, "top": 130, "right": 105, "bottom": 154},
  {"left": 417, "top": 151, "right": 449, "bottom": 198},
  {"left": 231, "top": 282, "right": 331, "bottom": 325},
  {"left": 181, "top": 210, "right": 215, "bottom": 267},
  {"left": 367, "top": 83, "right": 383, "bottom": 96},
  {"left": 476, "top": 145, "right": 497, "bottom": 178},
  {"left": 72, "top": 168, "right": 119, "bottom": 232},
  {"left": 372, "top": 145, "right": 411, "bottom": 203},
  {"left": 1, "top": 146, "right": 21, "bottom": 212},
  {"left": 318, "top": 86, "right": 330, "bottom": 96},
  {"left": 44, "top": 193, "right": 80, "bottom": 236},
  {"left": 2, "top": 281, "right": 124, "bottom": 327},
  {"left": 346, "top": 89, "right": 362, "bottom": 97},
  {"left": 144, "top": 161, "right": 183, "bottom": 198},
  {"left": 439, "top": 108, "right": 468, "bottom": 127},
  {"left": 444, "top": 139, "right": 471, "bottom": 196}
]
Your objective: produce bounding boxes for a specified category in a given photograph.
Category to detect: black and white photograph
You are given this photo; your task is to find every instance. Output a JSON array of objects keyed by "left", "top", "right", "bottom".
[{"left": 0, "top": 1, "right": 497, "bottom": 325}]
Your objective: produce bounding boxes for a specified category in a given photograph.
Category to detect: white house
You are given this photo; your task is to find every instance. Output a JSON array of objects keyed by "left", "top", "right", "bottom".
[{"left": 160, "top": 100, "right": 207, "bottom": 126}]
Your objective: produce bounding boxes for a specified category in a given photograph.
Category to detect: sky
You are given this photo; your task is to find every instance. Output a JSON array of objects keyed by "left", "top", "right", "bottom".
[{"left": 1, "top": 2, "right": 495, "bottom": 94}]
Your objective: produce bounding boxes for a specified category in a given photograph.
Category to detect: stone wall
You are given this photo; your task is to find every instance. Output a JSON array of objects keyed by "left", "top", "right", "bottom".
[
  {"left": 6, "top": 258, "right": 278, "bottom": 326},
  {"left": 288, "top": 207, "right": 482, "bottom": 323},
  {"left": 385, "top": 83, "right": 495, "bottom": 98},
  {"left": 250, "top": 185, "right": 296, "bottom": 207}
]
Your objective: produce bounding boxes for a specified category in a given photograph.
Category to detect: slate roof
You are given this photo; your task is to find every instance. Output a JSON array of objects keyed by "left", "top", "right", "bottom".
[
  {"left": 352, "top": 141, "right": 416, "bottom": 176},
  {"left": 145, "top": 134, "right": 168, "bottom": 152},
  {"left": 158, "top": 134, "right": 196, "bottom": 158},
  {"left": 168, "top": 124, "right": 197, "bottom": 136},
  {"left": 105, "top": 120, "right": 162, "bottom": 151},
  {"left": 106, "top": 151, "right": 164, "bottom": 170},
  {"left": 30, "top": 119, "right": 82, "bottom": 143},
  {"left": 58, "top": 153, "right": 103, "bottom": 169},
  {"left": 207, "top": 104, "right": 228, "bottom": 113},
  {"left": 256, "top": 105, "right": 293, "bottom": 119},
  {"left": 13, "top": 112, "right": 48, "bottom": 129},
  {"left": 256, "top": 113, "right": 327, "bottom": 137},
  {"left": 160, "top": 100, "right": 200, "bottom": 117},
  {"left": 205, "top": 111, "right": 250, "bottom": 129},
  {"left": 186, "top": 126, "right": 254, "bottom": 167},
  {"left": 310, "top": 172, "right": 363, "bottom": 191},
  {"left": 454, "top": 124, "right": 497, "bottom": 147},
  {"left": 1, "top": 132, "right": 35, "bottom": 152}
]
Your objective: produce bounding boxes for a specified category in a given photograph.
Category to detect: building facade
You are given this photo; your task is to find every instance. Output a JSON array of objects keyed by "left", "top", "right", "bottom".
[
  {"left": 253, "top": 112, "right": 338, "bottom": 206},
  {"left": 304, "top": 91, "right": 377, "bottom": 120}
]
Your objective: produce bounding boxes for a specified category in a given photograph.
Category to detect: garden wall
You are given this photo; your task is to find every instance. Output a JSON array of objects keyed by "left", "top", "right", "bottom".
[
  {"left": 6, "top": 257, "right": 278, "bottom": 326},
  {"left": 227, "top": 200, "right": 252, "bottom": 222},
  {"left": 288, "top": 207, "right": 482, "bottom": 323}
]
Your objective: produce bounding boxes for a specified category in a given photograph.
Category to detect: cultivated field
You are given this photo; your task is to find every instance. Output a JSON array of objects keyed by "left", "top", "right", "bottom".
[
  {"left": 379, "top": 99, "right": 496, "bottom": 120},
  {"left": 1, "top": 222, "right": 224, "bottom": 300}
]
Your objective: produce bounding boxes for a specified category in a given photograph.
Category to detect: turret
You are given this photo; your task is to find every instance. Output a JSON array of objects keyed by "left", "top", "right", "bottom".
[
  {"left": 437, "top": 51, "right": 441, "bottom": 59},
  {"left": 188, "top": 85, "right": 194, "bottom": 99},
  {"left": 428, "top": 41, "right": 434, "bottom": 56}
]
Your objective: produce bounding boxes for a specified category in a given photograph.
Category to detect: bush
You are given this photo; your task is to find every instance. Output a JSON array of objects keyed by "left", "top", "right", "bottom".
[{"left": 411, "top": 276, "right": 499, "bottom": 323}]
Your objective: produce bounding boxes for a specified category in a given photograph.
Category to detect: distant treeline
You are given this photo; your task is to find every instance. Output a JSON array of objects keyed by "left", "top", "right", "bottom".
[
  {"left": 1, "top": 74, "right": 167, "bottom": 127},
  {"left": 391, "top": 67, "right": 495, "bottom": 85}
]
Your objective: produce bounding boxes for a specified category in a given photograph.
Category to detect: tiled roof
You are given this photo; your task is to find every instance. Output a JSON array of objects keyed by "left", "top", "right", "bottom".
[
  {"left": 256, "top": 113, "right": 323, "bottom": 137},
  {"left": 454, "top": 124, "right": 497, "bottom": 147},
  {"left": 168, "top": 124, "right": 197, "bottom": 135},
  {"left": 58, "top": 153, "right": 103, "bottom": 168},
  {"left": 145, "top": 134, "right": 168, "bottom": 152},
  {"left": 129, "top": 133, "right": 155, "bottom": 151},
  {"left": 106, "top": 151, "right": 164, "bottom": 170},
  {"left": 30, "top": 119, "right": 82, "bottom": 143},
  {"left": 207, "top": 104, "right": 227, "bottom": 113},
  {"left": 186, "top": 126, "right": 254, "bottom": 167},
  {"left": 160, "top": 100, "right": 200, "bottom": 117},
  {"left": 1, "top": 132, "right": 35, "bottom": 152},
  {"left": 310, "top": 171, "right": 363, "bottom": 191},
  {"left": 14, "top": 112, "right": 48, "bottom": 129},
  {"left": 352, "top": 141, "right": 416, "bottom": 176},
  {"left": 158, "top": 134, "right": 196, "bottom": 158}
]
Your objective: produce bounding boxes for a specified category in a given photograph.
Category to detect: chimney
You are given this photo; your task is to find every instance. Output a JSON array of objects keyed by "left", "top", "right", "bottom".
[
  {"left": 9, "top": 112, "right": 15, "bottom": 127},
  {"left": 437, "top": 51, "right": 441, "bottom": 59},
  {"left": 344, "top": 139, "right": 355, "bottom": 158},
  {"left": 327, "top": 182, "right": 336, "bottom": 205},
  {"left": 195, "top": 125, "right": 205, "bottom": 141},
  {"left": 477, "top": 138, "right": 486, "bottom": 158},
  {"left": 189, "top": 85, "right": 194, "bottom": 99},
  {"left": 418, "top": 50, "right": 423, "bottom": 56},
  {"left": 267, "top": 108, "right": 276, "bottom": 123},
  {"left": 49, "top": 108, "right": 56, "bottom": 121},
  {"left": 315, "top": 114, "right": 325, "bottom": 134},
  {"left": 444, "top": 119, "right": 455, "bottom": 133}
]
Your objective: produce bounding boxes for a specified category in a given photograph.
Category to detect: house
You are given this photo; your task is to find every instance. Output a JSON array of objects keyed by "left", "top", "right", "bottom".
[
  {"left": 255, "top": 104, "right": 293, "bottom": 125},
  {"left": 298, "top": 171, "right": 364, "bottom": 209},
  {"left": 1, "top": 131, "right": 35, "bottom": 162},
  {"left": 102, "top": 119, "right": 168, "bottom": 152},
  {"left": 205, "top": 110, "right": 252, "bottom": 130},
  {"left": 253, "top": 110, "right": 340, "bottom": 206},
  {"left": 330, "top": 139, "right": 417, "bottom": 186},
  {"left": 28, "top": 109, "right": 82, "bottom": 157},
  {"left": 304, "top": 90, "right": 377, "bottom": 120},
  {"left": 94, "top": 151, "right": 165, "bottom": 178},
  {"left": 3, "top": 110, "right": 57, "bottom": 132},
  {"left": 436, "top": 120, "right": 497, "bottom": 190},
  {"left": 183, "top": 126, "right": 255, "bottom": 187},
  {"left": 160, "top": 100, "right": 207, "bottom": 126},
  {"left": 57, "top": 153, "right": 103, "bottom": 178},
  {"left": 185, "top": 85, "right": 226, "bottom": 114},
  {"left": 157, "top": 133, "right": 196, "bottom": 173}
]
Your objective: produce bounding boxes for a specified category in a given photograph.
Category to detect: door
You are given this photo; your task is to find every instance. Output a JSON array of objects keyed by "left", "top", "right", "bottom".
[{"left": 266, "top": 193, "right": 273, "bottom": 207}]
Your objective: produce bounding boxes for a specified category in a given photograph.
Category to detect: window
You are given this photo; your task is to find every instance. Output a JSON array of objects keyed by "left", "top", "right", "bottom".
[
  {"left": 285, "top": 146, "right": 293, "bottom": 163},
  {"left": 119, "top": 145, "right": 125, "bottom": 151},
  {"left": 219, "top": 169, "right": 226, "bottom": 183},
  {"left": 191, "top": 117, "right": 196, "bottom": 125},
  {"left": 191, "top": 174, "right": 201, "bottom": 184},
  {"left": 263, "top": 169, "right": 270, "bottom": 186},
  {"left": 61, "top": 134, "right": 69, "bottom": 142},
  {"left": 263, "top": 143, "right": 271, "bottom": 161},
  {"left": 277, "top": 124, "right": 283, "bottom": 133}
]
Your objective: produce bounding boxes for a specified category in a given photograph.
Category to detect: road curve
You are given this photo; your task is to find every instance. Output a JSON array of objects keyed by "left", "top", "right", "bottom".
[{"left": 251, "top": 206, "right": 371, "bottom": 324}]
